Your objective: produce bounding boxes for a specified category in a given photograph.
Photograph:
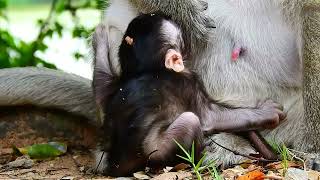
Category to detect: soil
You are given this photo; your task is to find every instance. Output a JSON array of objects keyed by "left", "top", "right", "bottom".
[
  {"left": 0, "top": 107, "right": 194, "bottom": 179},
  {"left": 1, "top": 107, "right": 320, "bottom": 179},
  {"left": 0, "top": 107, "right": 101, "bottom": 179}
]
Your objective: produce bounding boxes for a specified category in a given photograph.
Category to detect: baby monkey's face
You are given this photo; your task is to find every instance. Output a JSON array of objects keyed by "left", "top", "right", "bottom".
[
  {"left": 125, "top": 35, "right": 185, "bottom": 73},
  {"left": 123, "top": 13, "right": 186, "bottom": 73}
]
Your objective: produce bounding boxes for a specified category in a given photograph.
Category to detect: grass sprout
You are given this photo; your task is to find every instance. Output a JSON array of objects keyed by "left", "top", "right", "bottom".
[
  {"left": 268, "top": 138, "right": 293, "bottom": 176},
  {"left": 174, "top": 140, "right": 222, "bottom": 180}
]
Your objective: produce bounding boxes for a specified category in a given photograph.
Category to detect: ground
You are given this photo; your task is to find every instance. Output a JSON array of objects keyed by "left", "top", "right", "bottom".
[{"left": 1, "top": 107, "right": 320, "bottom": 179}]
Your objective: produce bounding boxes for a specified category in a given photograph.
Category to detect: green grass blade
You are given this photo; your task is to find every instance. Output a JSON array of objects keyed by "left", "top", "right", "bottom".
[
  {"left": 195, "top": 152, "right": 207, "bottom": 170},
  {"left": 191, "top": 142, "right": 195, "bottom": 164},
  {"left": 174, "top": 139, "right": 191, "bottom": 159},
  {"left": 176, "top": 154, "right": 192, "bottom": 163}
]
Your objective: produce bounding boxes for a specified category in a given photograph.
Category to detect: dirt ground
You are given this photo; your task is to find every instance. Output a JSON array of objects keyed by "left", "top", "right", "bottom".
[
  {"left": 1, "top": 107, "right": 320, "bottom": 179},
  {"left": 0, "top": 107, "right": 195, "bottom": 179},
  {"left": 0, "top": 107, "right": 100, "bottom": 179}
]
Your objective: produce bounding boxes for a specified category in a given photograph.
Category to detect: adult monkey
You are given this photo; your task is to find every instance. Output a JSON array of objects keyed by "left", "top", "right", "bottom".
[
  {"left": 101, "top": 0, "right": 308, "bottom": 166},
  {"left": 0, "top": 0, "right": 316, "bottom": 167}
]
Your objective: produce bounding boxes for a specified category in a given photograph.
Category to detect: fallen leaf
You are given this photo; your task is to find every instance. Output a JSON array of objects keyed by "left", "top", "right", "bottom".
[
  {"left": 265, "top": 161, "right": 302, "bottom": 170},
  {"left": 152, "top": 171, "right": 192, "bottom": 180},
  {"left": 222, "top": 166, "right": 246, "bottom": 179},
  {"left": 133, "top": 171, "right": 151, "bottom": 179},
  {"left": 172, "top": 163, "right": 190, "bottom": 172},
  {"left": 237, "top": 170, "right": 265, "bottom": 180},
  {"left": 264, "top": 171, "right": 283, "bottom": 180},
  {"left": 240, "top": 160, "right": 256, "bottom": 169},
  {"left": 12, "top": 142, "right": 67, "bottom": 159},
  {"left": 247, "top": 164, "right": 262, "bottom": 172},
  {"left": 163, "top": 166, "right": 173, "bottom": 173},
  {"left": 61, "top": 176, "right": 74, "bottom": 180},
  {"left": 308, "top": 170, "right": 320, "bottom": 180}
]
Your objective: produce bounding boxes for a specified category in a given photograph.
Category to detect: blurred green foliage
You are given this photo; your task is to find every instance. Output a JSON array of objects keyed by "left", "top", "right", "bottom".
[
  {"left": 9, "top": 0, "right": 52, "bottom": 6},
  {"left": 0, "top": 0, "right": 106, "bottom": 69}
]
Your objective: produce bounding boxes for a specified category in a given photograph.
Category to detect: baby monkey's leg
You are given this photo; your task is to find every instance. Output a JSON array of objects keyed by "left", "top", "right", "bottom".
[
  {"left": 203, "top": 100, "right": 286, "bottom": 160},
  {"left": 144, "top": 112, "right": 203, "bottom": 166}
]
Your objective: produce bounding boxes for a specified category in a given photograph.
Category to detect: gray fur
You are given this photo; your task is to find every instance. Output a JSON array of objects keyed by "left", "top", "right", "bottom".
[
  {"left": 0, "top": 67, "right": 97, "bottom": 124},
  {"left": 302, "top": 2, "right": 320, "bottom": 153},
  {"left": 102, "top": 0, "right": 311, "bottom": 166},
  {"left": 0, "top": 0, "right": 315, "bottom": 168},
  {"left": 130, "top": 0, "right": 213, "bottom": 53},
  {"left": 198, "top": 1, "right": 304, "bottom": 165}
]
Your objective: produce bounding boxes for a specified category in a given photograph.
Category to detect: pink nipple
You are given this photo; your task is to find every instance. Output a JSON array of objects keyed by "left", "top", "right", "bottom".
[{"left": 231, "top": 47, "right": 241, "bottom": 61}]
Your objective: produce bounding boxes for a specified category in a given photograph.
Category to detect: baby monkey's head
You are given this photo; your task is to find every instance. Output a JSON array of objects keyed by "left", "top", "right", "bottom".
[{"left": 119, "top": 13, "right": 186, "bottom": 76}]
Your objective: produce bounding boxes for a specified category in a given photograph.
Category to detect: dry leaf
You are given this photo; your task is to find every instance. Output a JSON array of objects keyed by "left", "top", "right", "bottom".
[
  {"left": 247, "top": 164, "right": 262, "bottom": 172},
  {"left": 152, "top": 171, "right": 192, "bottom": 180},
  {"left": 308, "top": 170, "right": 320, "bottom": 180},
  {"left": 172, "top": 163, "right": 190, "bottom": 172},
  {"left": 61, "top": 176, "right": 74, "bottom": 180},
  {"left": 265, "top": 161, "right": 302, "bottom": 170},
  {"left": 237, "top": 170, "right": 265, "bottom": 180},
  {"left": 240, "top": 160, "right": 256, "bottom": 169},
  {"left": 133, "top": 171, "right": 151, "bottom": 180},
  {"left": 222, "top": 166, "right": 246, "bottom": 179},
  {"left": 264, "top": 171, "right": 283, "bottom": 180},
  {"left": 163, "top": 166, "right": 173, "bottom": 173}
]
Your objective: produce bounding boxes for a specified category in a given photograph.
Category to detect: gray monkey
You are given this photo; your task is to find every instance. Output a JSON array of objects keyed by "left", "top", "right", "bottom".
[{"left": 0, "top": 0, "right": 319, "bottom": 168}]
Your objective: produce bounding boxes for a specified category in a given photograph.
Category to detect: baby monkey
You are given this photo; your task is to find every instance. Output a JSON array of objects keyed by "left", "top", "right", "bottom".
[{"left": 92, "top": 14, "right": 285, "bottom": 176}]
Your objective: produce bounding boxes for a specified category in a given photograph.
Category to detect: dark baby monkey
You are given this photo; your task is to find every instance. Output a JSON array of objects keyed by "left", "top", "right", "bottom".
[{"left": 92, "top": 14, "right": 285, "bottom": 176}]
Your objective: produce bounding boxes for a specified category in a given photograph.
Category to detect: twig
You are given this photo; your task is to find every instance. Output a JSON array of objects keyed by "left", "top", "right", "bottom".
[
  {"left": 47, "top": 167, "right": 68, "bottom": 172},
  {"left": 288, "top": 151, "right": 306, "bottom": 171},
  {"left": 208, "top": 137, "right": 277, "bottom": 163},
  {"left": 94, "top": 151, "right": 105, "bottom": 174},
  {"left": 287, "top": 148, "right": 308, "bottom": 157}
]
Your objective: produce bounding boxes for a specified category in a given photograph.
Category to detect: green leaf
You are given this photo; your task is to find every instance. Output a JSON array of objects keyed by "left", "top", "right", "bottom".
[
  {"left": 36, "top": 42, "right": 48, "bottom": 52},
  {"left": 55, "top": 0, "right": 67, "bottom": 13},
  {"left": 54, "top": 22, "right": 63, "bottom": 37},
  {"left": 12, "top": 142, "right": 67, "bottom": 159},
  {"left": 0, "top": 0, "right": 7, "bottom": 9},
  {"left": 74, "top": 52, "right": 84, "bottom": 60},
  {"left": 37, "top": 58, "right": 57, "bottom": 69}
]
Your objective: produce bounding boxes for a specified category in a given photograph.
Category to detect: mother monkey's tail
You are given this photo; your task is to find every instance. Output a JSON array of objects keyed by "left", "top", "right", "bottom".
[{"left": 0, "top": 67, "right": 97, "bottom": 124}]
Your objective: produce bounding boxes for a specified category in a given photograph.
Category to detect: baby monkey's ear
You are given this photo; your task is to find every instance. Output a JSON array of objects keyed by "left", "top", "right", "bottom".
[
  {"left": 125, "top": 36, "right": 134, "bottom": 45},
  {"left": 165, "top": 49, "right": 184, "bottom": 72}
]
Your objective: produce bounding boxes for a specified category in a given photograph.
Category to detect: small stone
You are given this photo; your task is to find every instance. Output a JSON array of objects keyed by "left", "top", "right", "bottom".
[
  {"left": 79, "top": 166, "right": 85, "bottom": 172},
  {"left": 284, "top": 168, "right": 308, "bottom": 180}
]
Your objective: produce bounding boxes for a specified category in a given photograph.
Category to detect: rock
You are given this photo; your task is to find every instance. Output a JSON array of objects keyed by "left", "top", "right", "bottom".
[{"left": 284, "top": 168, "right": 308, "bottom": 180}]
